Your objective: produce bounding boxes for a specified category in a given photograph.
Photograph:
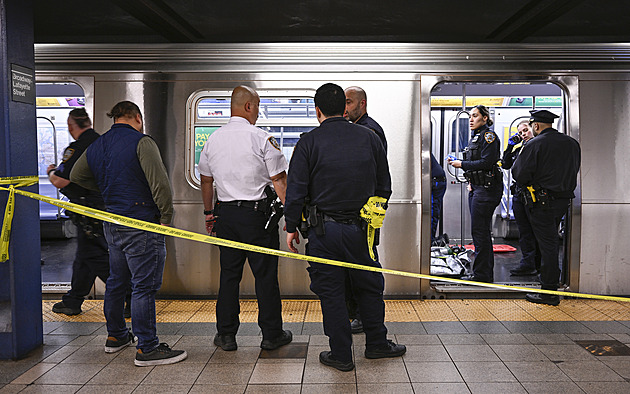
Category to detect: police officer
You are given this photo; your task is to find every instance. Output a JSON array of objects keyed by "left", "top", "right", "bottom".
[
  {"left": 448, "top": 105, "right": 502, "bottom": 283},
  {"left": 48, "top": 108, "right": 110, "bottom": 316},
  {"left": 344, "top": 86, "right": 387, "bottom": 151},
  {"left": 285, "top": 83, "right": 405, "bottom": 372},
  {"left": 343, "top": 86, "right": 388, "bottom": 334},
  {"left": 198, "top": 86, "right": 292, "bottom": 352},
  {"left": 512, "top": 110, "right": 580, "bottom": 306},
  {"left": 503, "top": 121, "right": 541, "bottom": 276},
  {"left": 430, "top": 152, "right": 447, "bottom": 244}
]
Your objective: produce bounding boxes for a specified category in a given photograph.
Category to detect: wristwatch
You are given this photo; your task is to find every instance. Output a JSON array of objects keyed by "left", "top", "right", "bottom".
[{"left": 204, "top": 210, "right": 213, "bottom": 215}]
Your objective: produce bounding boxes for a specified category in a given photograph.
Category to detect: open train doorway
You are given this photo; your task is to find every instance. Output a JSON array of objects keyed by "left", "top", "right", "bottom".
[{"left": 428, "top": 80, "right": 574, "bottom": 292}]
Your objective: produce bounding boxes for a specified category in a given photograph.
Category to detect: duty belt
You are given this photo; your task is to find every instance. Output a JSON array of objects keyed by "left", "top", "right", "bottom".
[
  {"left": 217, "top": 199, "right": 265, "bottom": 210},
  {"left": 322, "top": 213, "right": 361, "bottom": 226}
]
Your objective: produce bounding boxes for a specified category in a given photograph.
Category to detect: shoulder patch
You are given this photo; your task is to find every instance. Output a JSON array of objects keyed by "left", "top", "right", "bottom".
[
  {"left": 268, "top": 136, "right": 281, "bottom": 151},
  {"left": 484, "top": 132, "right": 496, "bottom": 144},
  {"left": 61, "top": 148, "right": 75, "bottom": 163}
]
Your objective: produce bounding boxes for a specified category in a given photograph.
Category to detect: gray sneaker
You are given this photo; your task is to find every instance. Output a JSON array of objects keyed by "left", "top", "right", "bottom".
[
  {"left": 134, "top": 343, "right": 187, "bottom": 366},
  {"left": 104, "top": 331, "right": 136, "bottom": 353}
]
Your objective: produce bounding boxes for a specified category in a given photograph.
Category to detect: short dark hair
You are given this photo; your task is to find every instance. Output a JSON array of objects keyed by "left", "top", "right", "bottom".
[
  {"left": 473, "top": 105, "right": 494, "bottom": 126},
  {"left": 68, "top": 107, "right": 92, "bottom": 128},
  {"left": 107, "top": 101, "right": 142, "bottom": 121},
  {"left": 314, "top": 83, "right": 345, "bottom": 117}
]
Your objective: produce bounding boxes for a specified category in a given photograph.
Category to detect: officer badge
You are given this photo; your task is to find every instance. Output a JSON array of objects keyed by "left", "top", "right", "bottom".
[
  {"left": 61, "top": 148, "right": 75, "bottom": 162},
  {"left": 484, "top": 132, "right": 496, "bottom": 144},
  {"left": 268, "top": 136, "right": 281, "bottom": 151}
]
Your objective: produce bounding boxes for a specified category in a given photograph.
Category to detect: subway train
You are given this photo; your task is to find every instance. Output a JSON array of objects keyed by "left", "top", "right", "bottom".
[{"left": 33, "top": 43, "right": 630, "bottom": 298}]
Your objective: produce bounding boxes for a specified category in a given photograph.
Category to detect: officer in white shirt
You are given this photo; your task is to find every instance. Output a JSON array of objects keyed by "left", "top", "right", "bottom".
[{"left": 198, "top": 85, "right": 292, "bottom": 352}]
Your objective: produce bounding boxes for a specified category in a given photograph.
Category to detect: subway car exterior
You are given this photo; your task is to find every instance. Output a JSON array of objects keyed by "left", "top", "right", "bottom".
[{"left": 33, "top": 43, "right": 630, "bottom": 298}]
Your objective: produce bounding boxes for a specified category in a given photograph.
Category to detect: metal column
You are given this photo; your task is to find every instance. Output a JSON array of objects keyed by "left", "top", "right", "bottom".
[{"left": 0, "top": 0, "right": 42, "bottom": 359}]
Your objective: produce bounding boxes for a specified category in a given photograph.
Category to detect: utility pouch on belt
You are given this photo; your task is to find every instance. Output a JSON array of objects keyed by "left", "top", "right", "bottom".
[
  {"left": 522, "top": 186, "right": 550, "bottom": 209},
  {"left": 67, "top": 196, "right": 105, "bottom": 239},
  {"left": 360, "top": 196, "right": 388, "bottom": 261},
  {"left": 307, "top": 205, "right": 325, "bottom": 236}
]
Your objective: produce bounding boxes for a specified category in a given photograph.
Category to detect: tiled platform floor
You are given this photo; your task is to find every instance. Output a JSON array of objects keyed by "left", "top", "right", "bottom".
[{"left": 2, "top": 299, "right": 630, "bottom": 393}]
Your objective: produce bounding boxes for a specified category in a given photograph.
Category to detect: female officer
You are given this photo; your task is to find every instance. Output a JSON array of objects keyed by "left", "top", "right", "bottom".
[{"left": 448, "top": 105, "right": 502, "bottom": 283}]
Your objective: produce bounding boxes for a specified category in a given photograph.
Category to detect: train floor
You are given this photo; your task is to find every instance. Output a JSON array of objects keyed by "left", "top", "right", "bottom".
[{"left": 2, "top": 299, "right": 630, "bottom": 393}]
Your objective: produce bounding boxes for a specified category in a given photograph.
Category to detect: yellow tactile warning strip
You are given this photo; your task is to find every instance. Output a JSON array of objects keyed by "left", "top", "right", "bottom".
[{"left": 41, "top": 299, "right": 630, "bottom": 323}]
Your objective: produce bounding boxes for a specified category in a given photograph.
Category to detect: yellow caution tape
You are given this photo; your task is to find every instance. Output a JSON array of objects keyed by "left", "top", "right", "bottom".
[
  {"left": 1, "top": 176, "right": 630, "bottom": 303},
  {"left": 0, "top": 176, "right": 39, "bottom": 261}
]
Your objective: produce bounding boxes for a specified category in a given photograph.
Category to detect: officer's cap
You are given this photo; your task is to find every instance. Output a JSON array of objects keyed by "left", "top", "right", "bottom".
[{"left": 529, "top": 109, "right": 559, "bottom": 124}]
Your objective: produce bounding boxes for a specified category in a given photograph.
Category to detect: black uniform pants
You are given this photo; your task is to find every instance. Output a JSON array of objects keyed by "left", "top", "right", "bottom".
[
  {"left": 62, "top": 229, "right": 110, "bottom": 309},
  {"left": 307, "top": 221, "right": 388, "bottom": 363},
  {"left": 512, "top": 196, "right": 541, "bottom": 271},
  {"left": 468, "top": 185, "right": 501, "bottom": 281},
  {"left": 524, "top": 198, "right": 569, "bottom": 290},
  {"left": 215, "top": 205, "right": 283, "bottom": 340},
  {"left": 431, "top": 178, "right": 447, "bottom": 241}
]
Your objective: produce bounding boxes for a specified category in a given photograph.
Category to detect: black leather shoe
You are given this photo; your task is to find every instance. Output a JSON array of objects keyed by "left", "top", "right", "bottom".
[
  {"left": 510, "top": 267, "right": 538, "bottom": 276},
  {"left": 52, "top": 301, "right": 81, "bottom": 316},
  {"left": 365, "top": 340, "right": 406, "bottom": 359},
  {"left": 214, "top": 333, "right": 237, "bottom": 351},
  {"left": 260, "top": 330, "right": 292, "bottom": 350},
  {"left": 319, "top": 351, "right": 355, "bottom": 371},
  {"left": 525, "top": 293, "right": 560, "bottom": 306},
  {"left": 461, "top": 275, "right": 493, "bottom": 283},
  {"left": 350, "top": 318, "right": 364, "bottom": 334}
]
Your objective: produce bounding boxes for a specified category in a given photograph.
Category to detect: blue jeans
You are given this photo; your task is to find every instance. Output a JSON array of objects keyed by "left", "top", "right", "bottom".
[{"left": 103, "top": 222, "right": 166, "bottom": 352}]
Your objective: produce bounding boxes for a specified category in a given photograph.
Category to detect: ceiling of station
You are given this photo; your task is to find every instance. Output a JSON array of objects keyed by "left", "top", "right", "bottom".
[{"left": 34, "top": 0, "right": 630, "bottom": 44}]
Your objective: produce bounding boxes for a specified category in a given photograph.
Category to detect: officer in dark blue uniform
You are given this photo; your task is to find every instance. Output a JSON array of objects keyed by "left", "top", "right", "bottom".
[
  {"left": 512, "top": 110, "right": 580, "bottom": 306},
  {"left": 285, "top": 83, "right": 405, "bottom": 372},
  {"left": 47, "top": 108, "right": 111, "bottom": 316},
  {"left": 430, "top": 152, "right": 447, "bottom": 243},
  {"left": 502, "top": 121, "right": 541, "bottom": 276},
  {"left": 448, "top": 105, "right": 502, "bottom": 283}
]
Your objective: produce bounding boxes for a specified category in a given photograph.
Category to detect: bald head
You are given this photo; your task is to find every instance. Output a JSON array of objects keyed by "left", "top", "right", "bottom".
[
  {"left": 344, "top": 86, "right": 367, "bottom": 123},
  {"left": 231, "top": 85, "right": 260, "bottom": 125}
]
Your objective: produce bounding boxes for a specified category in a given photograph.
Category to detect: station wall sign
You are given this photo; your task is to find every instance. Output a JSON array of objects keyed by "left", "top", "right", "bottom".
[{"left": 11, "top": 64, "right": 35, "bottom": 104}]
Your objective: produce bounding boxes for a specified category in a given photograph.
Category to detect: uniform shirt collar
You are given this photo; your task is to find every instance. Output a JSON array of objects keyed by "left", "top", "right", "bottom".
[
  {"left": 75, "top": 128, "right": 95, "bottom": 141},
  {"left": 229, "top": 116, "right": 253, "bottom": 125},
  {"left": 321, "top": 116, "right": 349, "bottom": 125}
]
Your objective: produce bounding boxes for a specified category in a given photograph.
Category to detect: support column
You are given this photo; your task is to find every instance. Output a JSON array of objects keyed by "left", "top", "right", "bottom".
[{"left": 0, "top": 0, "right": 42, "bottom": 359}]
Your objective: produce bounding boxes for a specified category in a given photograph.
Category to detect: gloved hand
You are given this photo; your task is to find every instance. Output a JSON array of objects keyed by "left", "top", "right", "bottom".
[{"left": 508, "top": 134, "right": 522, "bottom": 146}]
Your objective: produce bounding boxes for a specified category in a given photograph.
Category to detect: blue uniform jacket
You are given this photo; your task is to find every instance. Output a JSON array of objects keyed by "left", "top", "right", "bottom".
[
  {"left": 284, "top": 117, "right": 391, "bottom": 233},
  {"left": 356, "top": 113, "right": 387, "bottom": 153}
]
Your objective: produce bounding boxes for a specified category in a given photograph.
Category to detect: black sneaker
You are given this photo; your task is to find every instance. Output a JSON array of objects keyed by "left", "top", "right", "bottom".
[
  {"left": 525, "top": 293, "right": 560, "bottom": 306},
  {"left": 365, "top": 340, "right": 406, "bottom": 359},
  {"left": 260, "top": 330, "right": 292, "bottom": 350},
  {"left": 52, "top": 301, "right": 81, "bottom": 316},
  {"left": 350, "top": 318, "right": 364, "bottom": 334},
  {"left": 134, "top": 343, "right": 187, "bottom": 366},
  {"left": 319, "top": 351, "right": 355, "bottom": 371},
  {"left": 214, "top": 333, "right": 237, "bottom": 351},
  {"left": 105, "top": 331, "right": 136, "bottom": 353}
]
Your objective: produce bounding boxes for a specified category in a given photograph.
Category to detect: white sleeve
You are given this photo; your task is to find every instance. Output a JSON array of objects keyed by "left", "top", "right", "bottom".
[
  {"left": 197, "top": 142, "right": 213, "bottom": 177},
  {"left": 262, "top": 135, "right": 288, "bottom": 177}
]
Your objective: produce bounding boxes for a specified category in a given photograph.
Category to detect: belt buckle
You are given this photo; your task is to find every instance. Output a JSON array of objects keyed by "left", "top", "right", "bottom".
[{"left": 237, "top": 201, "right": 242, "bottom": 207}]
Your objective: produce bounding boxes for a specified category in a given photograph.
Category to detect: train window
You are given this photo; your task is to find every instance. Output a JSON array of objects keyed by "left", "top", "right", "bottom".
[
  {"left": 188, "top": 91, "right": 318, "bottom": 187},
  {"left": 36, "top": 82, "right": 86, "bottom": 220}
]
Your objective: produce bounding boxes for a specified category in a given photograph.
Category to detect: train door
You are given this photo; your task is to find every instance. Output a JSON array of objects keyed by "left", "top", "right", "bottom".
[
  {"left": 423, "top": 77, "right": 579, "bottom": 295},
  {"left": 36, "top": 79, "right": 93, "bottom": 293}
]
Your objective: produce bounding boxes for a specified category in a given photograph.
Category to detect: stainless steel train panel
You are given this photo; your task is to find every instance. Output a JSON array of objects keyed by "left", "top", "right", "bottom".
[{"left": 579, "top": 203, "right": 630, "bottom": 295}]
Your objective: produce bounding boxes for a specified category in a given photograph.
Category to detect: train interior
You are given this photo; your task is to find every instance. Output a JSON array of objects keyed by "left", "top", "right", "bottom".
[
  {"left": 429, "top": 81, "right": 568, "bottom": 290},
  {"left": 37, "top": 80, "right": 572, "bottom": 295}
]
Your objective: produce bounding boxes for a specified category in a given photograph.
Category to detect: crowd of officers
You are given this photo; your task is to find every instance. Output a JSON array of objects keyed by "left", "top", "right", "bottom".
[{"left": 46, "top": 83, "right": 580, "bottom": 370}]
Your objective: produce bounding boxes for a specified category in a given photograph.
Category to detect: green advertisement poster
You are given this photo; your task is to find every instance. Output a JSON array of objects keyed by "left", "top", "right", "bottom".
[{"left": 195, "top": 127, "right": 219, "bottom": 165}]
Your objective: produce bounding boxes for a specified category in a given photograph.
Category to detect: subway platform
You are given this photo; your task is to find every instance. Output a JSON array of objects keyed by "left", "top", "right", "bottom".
[{"left": 1, "top": 299, "right": 630, "bottom": 393}]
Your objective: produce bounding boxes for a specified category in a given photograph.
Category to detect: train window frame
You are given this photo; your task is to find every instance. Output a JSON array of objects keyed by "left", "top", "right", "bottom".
[{"left": 185, "top": 89, "right": 319, "bottom": 189}]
